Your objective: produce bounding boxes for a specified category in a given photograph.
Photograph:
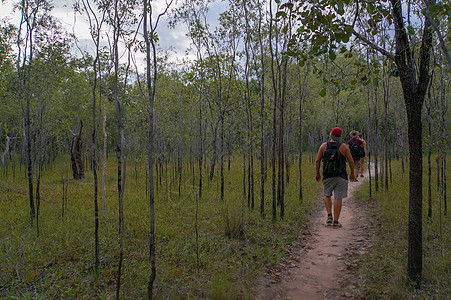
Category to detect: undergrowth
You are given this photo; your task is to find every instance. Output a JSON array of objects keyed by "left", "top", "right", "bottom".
[
  {"left": 354, "top": 157, "right": 450, "bottom": 299},
  {"left": 0, "top": 155, "right": 320, "bottom": 299}
]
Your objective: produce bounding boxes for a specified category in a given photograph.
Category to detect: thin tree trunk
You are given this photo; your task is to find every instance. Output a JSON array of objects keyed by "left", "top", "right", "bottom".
[
  {"left": 269, "top": 0, "right": 278, "bottom": 221},
  {"left": 220, "top": 116, "right": 224, "bottom": 201},
  {"left": 426, "top": 82, "right": 433, "bottom": 219},
  {"left": 366, "top": 77, "right": 372, "bottom": 197},
  {"left": 102, "top": 79, "right": 108, "bottom": 220},
  {"left": 209, "top": 118, "right": 220, "bottom": 181},
  {"left": 199, "top": 97, "right": 203, "bottom": 199},
  {"left": 113, "top": 0, "right": 125, "bottom": 297},
  {"left": 243, "top": 153, "right": 246, "bottom": 202},
  {"left": 373, "top": 85, "right": 379, "bottom": 191},
  {"left": 143, "top": 1, "right": 172, "bottom": 297},
  {"left": 257, "top": 0, "right": 265, "bottom": 218}
]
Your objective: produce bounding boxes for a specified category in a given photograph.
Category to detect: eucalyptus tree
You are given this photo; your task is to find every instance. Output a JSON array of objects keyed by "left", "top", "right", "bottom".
[
  {"left": 212, "top": 4, "right": 243, "bottom": 201},
  {"left": 16, "top": 0, "right": 53, "bottom": 224},
  {"left": 143, "top": 0, "right": 173, "bottom": 298},
  {"left": 422, "top": 0, "right": 451, "bottom": 73},
  {"left": 101, "top": 49, "right": 112, "bottom": 221},
  {"left": 74, "top": 0, "right": 109, "bottom": 272},
  {"left": 425, "top": 66, "right": 435, "bottom": 219},
  {"left": 269, "top": 0, "right": 291, "bottom": 220},
  {"left": 240, "top": 0, "right": 270, "bottom": 212},
  {"left": 255, "top": 0, "right": 267, "bottom": 217},
  {"left": 381, "top": 55, "right": 395, "bottom": 190},
  {"left": 0, "top": 21, "right": 18, "bottom": 173},
  {"left": 194, "top": 37, "right": 240, "bottom": 204},
  {"left": 281, "top": 0, "right": 435, "bottom": 286},
  {"left": 109, "top": 0, "right": 139, "bottom": 295},
  {"left": 28, "top": 14, "right": 74, "bottom": 235},
  {"left": 171, "top": 0, "right": 210, "bottom": 199},
  {"left": 240, "top": 0, "right": 256, "bottom": 209},
  {"left": 14, "top": 0, "right": 75, "bottom": 230},
  {"left": 296, "top": 60, "right": 310, "bottom": 202},
  {"left": 0, "top": 21, "right": 16, "bottom": 100},
  {"left": 438, "top": 65, "right": 448, "bottom": 217}
]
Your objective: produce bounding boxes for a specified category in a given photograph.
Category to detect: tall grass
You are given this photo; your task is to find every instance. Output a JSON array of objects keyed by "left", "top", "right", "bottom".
[
  {"left": 354, "top": 157, "right": 450, "bottom": 299},
  {"left": 0, "top": 155, "right": 321, "bottom": 298}
]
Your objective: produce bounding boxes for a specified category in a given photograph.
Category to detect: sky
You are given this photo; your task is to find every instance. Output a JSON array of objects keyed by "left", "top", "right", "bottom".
[{"left": 0, "top": 0, "right": 227, "bottom": 69}]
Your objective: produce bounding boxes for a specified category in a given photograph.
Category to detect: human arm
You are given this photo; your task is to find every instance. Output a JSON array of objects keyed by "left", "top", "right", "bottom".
[
  {"left": 341, "top": 144, "right": 355, "bottom": 181},
  {"left": 363, "top": 141, "right": 367, "bottom": 159},
  {"left": 315, "top": 143, "right": 326, "bottom": 182}
]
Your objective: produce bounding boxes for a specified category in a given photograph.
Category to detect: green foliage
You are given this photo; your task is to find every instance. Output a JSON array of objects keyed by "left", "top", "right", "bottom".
[
  {"left": 0, "top": 21, "right": 16, "bottom": 98},
  {"left": 354, "top": 158, "right": 451, "bottom": 299}
]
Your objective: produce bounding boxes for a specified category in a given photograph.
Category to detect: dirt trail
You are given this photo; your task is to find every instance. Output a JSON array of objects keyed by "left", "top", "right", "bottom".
[{"left": 255, "top": 169, "right": 374, "bottom": 300}]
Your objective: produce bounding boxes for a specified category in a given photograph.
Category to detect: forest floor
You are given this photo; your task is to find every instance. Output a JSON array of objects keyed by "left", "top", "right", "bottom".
[{"left": 255, "top": 168, "right": 376, "bottom": 299}]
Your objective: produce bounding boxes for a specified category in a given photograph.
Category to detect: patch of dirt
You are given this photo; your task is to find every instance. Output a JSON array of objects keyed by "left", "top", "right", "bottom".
[{"left": 255, "top": 169, "right": 376, "bottom": 300}]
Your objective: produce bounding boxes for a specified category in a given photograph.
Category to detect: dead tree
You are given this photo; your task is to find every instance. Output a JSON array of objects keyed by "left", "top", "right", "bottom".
[{"left": 70, "top": 121, "right": 85, "bottom": 179}]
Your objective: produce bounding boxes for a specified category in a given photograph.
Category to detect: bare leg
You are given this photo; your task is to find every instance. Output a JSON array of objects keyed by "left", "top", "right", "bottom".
[
  {"left": 323, "top": 195, "right": 332, "bottom": 215},
  {"left": 333, "top": 197, "right": 342, "bottom": 221},
  {"left": 360, "top": 158, "right": 365, "bottom": 175}
]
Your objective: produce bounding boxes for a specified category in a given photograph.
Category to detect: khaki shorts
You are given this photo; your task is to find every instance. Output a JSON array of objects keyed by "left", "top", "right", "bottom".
[
  {"left": 323, "top": 176, "right": 348, "bottom": 198},
  {"left": 353, "top": 157, "right": 361, "bottom": 170}
]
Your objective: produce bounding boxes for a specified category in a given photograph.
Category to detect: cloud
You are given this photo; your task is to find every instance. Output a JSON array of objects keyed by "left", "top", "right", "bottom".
[{"left": 1, "top": 0, "right": 228, "bottom": 69}]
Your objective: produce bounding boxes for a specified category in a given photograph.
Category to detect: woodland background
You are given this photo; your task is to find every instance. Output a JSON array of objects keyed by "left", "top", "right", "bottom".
[{"left": 0, "top": 0, "right": 449, "bottom": 299}]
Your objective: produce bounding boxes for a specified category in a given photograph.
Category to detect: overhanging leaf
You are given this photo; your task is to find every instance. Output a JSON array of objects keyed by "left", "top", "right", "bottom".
[
  {"left": 337, "top": 2, "right": 345, "bottom": 15},
  {"left": 329, "top": 50, "right": 337, "bottom": 61}
]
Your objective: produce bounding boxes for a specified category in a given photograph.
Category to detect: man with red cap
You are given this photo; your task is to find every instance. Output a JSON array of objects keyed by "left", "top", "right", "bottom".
[{"left": 315, "top": 127, "right": 355, "bottom": 228}]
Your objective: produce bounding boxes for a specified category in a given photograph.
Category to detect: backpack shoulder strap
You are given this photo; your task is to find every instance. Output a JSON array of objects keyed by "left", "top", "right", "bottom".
[{"left": 327, "top": 141, "right": 341, "bottom": 150}]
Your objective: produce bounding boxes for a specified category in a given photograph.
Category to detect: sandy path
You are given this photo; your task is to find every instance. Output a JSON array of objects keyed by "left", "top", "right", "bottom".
[{"left": 255, "top": 169, "right": 374, "bottom": 299}]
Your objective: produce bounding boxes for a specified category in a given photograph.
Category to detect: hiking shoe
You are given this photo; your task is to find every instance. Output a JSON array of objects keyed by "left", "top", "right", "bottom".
[
  {"left": 332, "top": 221, "right": 342, "bottom": 229},
  {"left": 326, "top": 215, "right": 333, "bottom": 225},
  {"left": 354, "top": 178, "right": 358, "bottom": 182},
  {"left": 360, "top": 174, "right": 364, "bottom": 178}
]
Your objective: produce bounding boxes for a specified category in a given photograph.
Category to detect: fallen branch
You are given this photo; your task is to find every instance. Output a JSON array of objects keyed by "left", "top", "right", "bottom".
[{"left": 0, "top": 185, "right": 26, "bottom": 195}]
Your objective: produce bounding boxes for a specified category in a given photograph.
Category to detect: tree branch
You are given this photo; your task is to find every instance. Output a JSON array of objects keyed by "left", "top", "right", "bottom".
[
  {"left": 417, "top": 1, "right": 434, "bottom": 97},
  {"left": 423, "top": 0, "right": 451, "bottom": 73},
  {"left": 352, "top": 30, "right": 395, "bottom": 61}
]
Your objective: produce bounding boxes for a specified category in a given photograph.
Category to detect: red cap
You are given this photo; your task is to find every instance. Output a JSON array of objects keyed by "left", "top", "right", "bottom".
[{"left": 331, "top": 127, "right": 342, "bottom": 140}]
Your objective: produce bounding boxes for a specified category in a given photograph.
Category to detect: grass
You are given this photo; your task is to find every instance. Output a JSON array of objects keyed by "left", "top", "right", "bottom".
[
  {"left": 354, "top": 157, "right": 450, "bottom": 299},
  {"left": 0, "top": 155, "right": 321, "bottom": 299}
]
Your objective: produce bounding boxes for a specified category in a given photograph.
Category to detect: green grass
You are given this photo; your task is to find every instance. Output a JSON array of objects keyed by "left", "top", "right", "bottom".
[
  {"left": 354, "top": 157, "right": 450, "bottom": 299},
  {"left": 0, "top": 155, "right": 321, "bottom": 299}
]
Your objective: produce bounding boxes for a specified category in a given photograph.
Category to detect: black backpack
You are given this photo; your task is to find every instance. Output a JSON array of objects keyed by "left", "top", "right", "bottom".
[
  {"left": 323, "top": 142, "right": 343, "bottom": 178},
  {"left": 350, "top": 139, "right": 365, "bottom": 158}
]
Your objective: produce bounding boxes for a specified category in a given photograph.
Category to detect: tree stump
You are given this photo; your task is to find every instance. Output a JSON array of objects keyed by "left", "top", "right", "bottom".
[{"left": 71, "top": 121, "right": 85, "bottom": 179}]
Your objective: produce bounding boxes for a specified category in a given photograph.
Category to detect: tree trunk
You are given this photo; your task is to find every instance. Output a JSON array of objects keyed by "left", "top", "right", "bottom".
[
  {"left": 102, "top": 73, "right": 108, "bottom": 220},
  {"left": 243, "top": 153, "right": 246, "bottom": 202},
  {"left": 220, "top": 116, "right": 224, "bottom": 201},
  {"left": 405, "top": 94, "right": 424, "bottom": 286},
  {"left": 71, "top": 121, "right": 84, "bottom": 180},
  {"left": 373, "top": 86, "right": 379, "bottom": 191},
  {"left": 209, "top": 121, "right": 218, "bottom": 181},
  {"left": 390, "top": 0, "right": 433, "bottom": 285},
  {"left": 112, "top": 0, "right": 125, "bottom": 297},
  {"left": 198, "top": 92, "right": 203, "bottom": 199},
  {"left": 258, "top": 0, "right": 265, "bottom": 218},
  {"left": 426, "top": 90, "right": 432, "bottom": 219}
]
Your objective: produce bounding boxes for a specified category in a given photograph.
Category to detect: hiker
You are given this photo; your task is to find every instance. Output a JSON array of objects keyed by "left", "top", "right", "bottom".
[
  {"left": 315, "top": 127, "right": 355, "bottom": 228},
  {"left": 358, "top": 132, "right": 367, "bottom": 177},
  {"left": 347, "top": 130, "right": 365, "bottom": 182}
]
